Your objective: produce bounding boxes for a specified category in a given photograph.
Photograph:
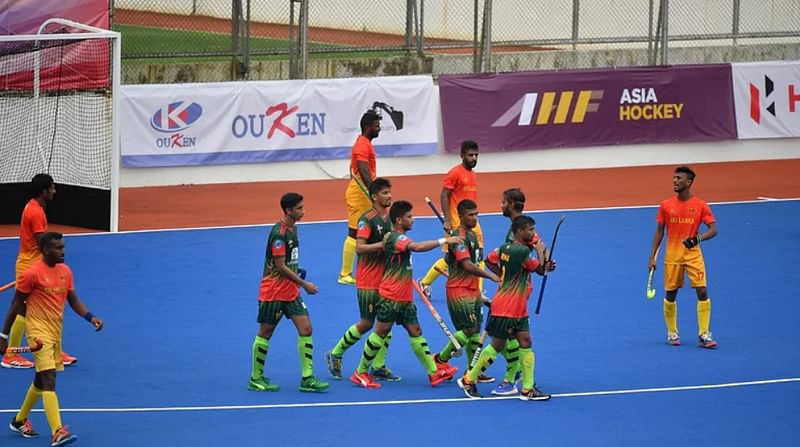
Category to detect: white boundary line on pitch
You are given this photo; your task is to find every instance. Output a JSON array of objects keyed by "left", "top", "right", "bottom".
[
  {"left": 1, "top": 377, "right": 798, "bottom": 414},
  {"left": 1, "top": 197, "right": 799, "bottom": 241}
]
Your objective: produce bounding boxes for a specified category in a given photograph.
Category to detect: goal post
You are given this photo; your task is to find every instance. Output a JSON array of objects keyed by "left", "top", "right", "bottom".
[{"left": 0, "top": 19, "right": 121, "bottom": 232}]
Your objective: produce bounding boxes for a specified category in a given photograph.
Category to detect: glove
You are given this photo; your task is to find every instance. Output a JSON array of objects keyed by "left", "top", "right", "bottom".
[{"left": 682, "top": 235, "right": 701, "bottom": 249}]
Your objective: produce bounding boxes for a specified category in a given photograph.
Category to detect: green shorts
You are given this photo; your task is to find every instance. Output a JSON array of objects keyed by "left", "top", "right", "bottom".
[
  {"left": 486, "top": 315, "right": 529, "bottom": 340},
  {"left": 446, "top": 296, "right": 482, "bottom": 331},
  {"left": 357, "top": 288, "right": 380, "bottom": 320},
  {"left": 376, "top": 297, "right": 420, "bottom": 326},
  {"left": 257, "top": 297, "right": 308, "bottom": 325}
]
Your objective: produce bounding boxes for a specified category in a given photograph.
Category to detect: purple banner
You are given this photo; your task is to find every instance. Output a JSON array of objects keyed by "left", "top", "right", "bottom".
[
  {"left": 1, "top": 0, "right": 109, "bottom": 35},
  {"left": 439, "top": 65, "right": 737, "bottom": 153}
]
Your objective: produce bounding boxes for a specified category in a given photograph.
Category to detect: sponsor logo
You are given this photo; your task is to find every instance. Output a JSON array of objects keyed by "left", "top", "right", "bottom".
[
  {"left": 749, "top": 75, "right": 800, "bottom": 124},
  {"left": 618, "top": 88, "right": 683, "bottom": 121},
  {"left": 232, "top": 102, "right": 327, "bottom": 140},
  {"left": 492, "top": 90, "right": 604, "bottom": 127},
  {"left": 150, "top": 102, "right": 203, "bottom": 132}
]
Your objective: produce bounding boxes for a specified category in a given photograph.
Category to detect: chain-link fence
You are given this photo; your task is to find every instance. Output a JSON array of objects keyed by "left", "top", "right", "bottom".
[{"left": 113, "top": 0, "right": 800, "bottom": 82}]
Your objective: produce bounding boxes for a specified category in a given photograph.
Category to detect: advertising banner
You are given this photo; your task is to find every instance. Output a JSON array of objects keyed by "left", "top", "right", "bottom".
[
  {"left": 439, "top": 65, "right": 737, "bottom": 152},
  {"left": 732, "top": 61, "right": 800, "bottom": 139},
  {"left": 120, "top": 76, "right": 438, "bottom": 167}
]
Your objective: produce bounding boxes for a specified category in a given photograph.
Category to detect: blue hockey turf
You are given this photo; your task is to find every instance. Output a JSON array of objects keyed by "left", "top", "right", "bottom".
[{"left": 1, "top": 199, "right": 799, "bottom": 446}]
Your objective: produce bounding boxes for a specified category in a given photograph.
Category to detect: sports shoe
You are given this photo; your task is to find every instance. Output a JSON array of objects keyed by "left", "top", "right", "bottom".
[
  {"left": 337, "top": 274, "right": 356, "bottom": 285},
  {"left": 456, "top": 376, "right": 482, "bottom": 399},
  {"left": 477, "top": 374, "right": 495, "bottom": 383},
  {"left": 51, "top": 426, "right": 77, "bottom": 447},
  {"left": 698, "top": 331, "right": 718, "bottom": 349},
  {"left": 60, "top": 352, "right": 77, "bottom": 367},
  {"left": 429, "top": 365, "right": 458, "bottom": 387},
  {"left": 350, "top": 371, "right": 381, "bottom": 389},
  {"left": 416, "top": 279, "right": 432, "bottom": 299},
  {"left": 433, "top": 353, "right": 452, "bottom": 371},
  {"left": 299, "top": 376, "right": 331, "bottom": 392},
  {"left": 325, "top": 351, "right": 343, "bottom": 379},
  {"left": 1, "top": 354, "right": 34, "bottom": 369},
  {"left": 370, "top": 366, "right": 401, "bottom": 382},
  {"left": 667, "top": 332, "right": 681, "bottom": 346},
  {"left": 9, "top": 417, "right": 38, "bottom": 438},
  {"left": 247, "top": 376, "right": 280, "bottom": 392},
  {"left": 519, "top": 386, "right": 551, "bottom": 401},
  {"left": 490, "top": 380, "right": 519, "bottom": 396}
]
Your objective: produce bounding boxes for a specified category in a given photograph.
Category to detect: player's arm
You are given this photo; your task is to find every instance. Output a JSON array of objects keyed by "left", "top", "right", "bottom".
[
  {"left": 274, "top": 255, "right": 318, "bottom": 295},
  {"left": 484, "top": 248, "right": 502, "bottom": 276},
  {"left": 0, "top": 290, "right": 29, "bottom": 352},
  {"left": 459, "top": 259, "right": 500, "bottom": 283},
  {"left": 440, "top": 188, "right": 453, "bottom": 232},
  {"left": 700, "top": 221, "right": 718, "bottom": 242},
  {"left": 408, "top": 235, "right": 463, "bottom": 253},
  {"left": 526, "top": 257, "right": 555, "bottom": 276},
  {"left": 355, "top": 236, "right": 384, "bottom": 254},
  {"left": 649, "top": 223, "right": 665, "bottom": 269},
  {"left": 66, "top": 290, "right": 103, "bottom": 331},
  {"left": 357, "top": 161, "right": 373, "bottom": 191}
]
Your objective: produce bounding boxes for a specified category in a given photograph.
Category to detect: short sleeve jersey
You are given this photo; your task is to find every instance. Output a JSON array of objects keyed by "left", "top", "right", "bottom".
[
  {"left": 656, "top": 196, "right": 715, "bottom": 264},
  {"left": 258, "top": 221, "right": 301, "bottom": 302},
  {"left": 378, "top": 232, "right": 413, "bottom": 302},
  {"left": 349, "top": 135, "right": 376, "bottom": 190},
  {"left": 16, "top": 260, "right": 74, "bottom": 343},
  {"left": 445, "top": 227, "right": 482, "bottom": 293},
  {"left": 487, "top": 242, "right": 540, "bottom": 318},
  {"left": 355, "top": 208, "right": 390, "bottom": 290},
  {"left": 442, "top": 164, "right": 478, "bottom": 226},
  {"left": 16, "top": 199, "right": 47, "bottom": 276}
]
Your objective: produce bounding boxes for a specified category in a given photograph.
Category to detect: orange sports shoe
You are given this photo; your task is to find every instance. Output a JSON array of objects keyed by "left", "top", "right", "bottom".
[
  {"left": 1, "top": 354, "right": 34, "bottom": 369},
  {"left": 60, "top": 352, "right": 77, "bottom": 367}
]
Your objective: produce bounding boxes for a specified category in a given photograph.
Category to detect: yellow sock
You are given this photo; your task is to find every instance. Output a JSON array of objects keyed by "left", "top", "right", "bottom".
[
  {"left": 15, "top": 384, "right": 42, "bottom": 422},
  {"left": 42, "top": 391, "right": 62, "bottom": 435},
  {"left": 478, "top": 260, "right": 486, "bottom": 292},
  {"left": 697, "top": 299, "right": 711, "bottom": 335},
  {"left": 7, "top": 315, "right": 27, "bottom": 356},
  {"left": 421, "top": 258, "right": 447, "bottom": 286},
  {"left": 663, "top": 299, "right": 678, "bottom": 334},
  {"left": 339, "top": 236, "right": 357, "bottom": 277}
]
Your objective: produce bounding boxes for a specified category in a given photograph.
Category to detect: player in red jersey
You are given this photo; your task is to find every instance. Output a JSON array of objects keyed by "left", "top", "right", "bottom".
[
  {"left": 457, "top": 215, "right": 555, "bottom": 401},
  {"left": 326, "top": 178, "right": 400, "bottom": 381},
  {"left": 350, "top": 200, "right": 462, "bottom": 388},
  {"left": 648, "top": 166, "right": 718, "bottom": 348}
]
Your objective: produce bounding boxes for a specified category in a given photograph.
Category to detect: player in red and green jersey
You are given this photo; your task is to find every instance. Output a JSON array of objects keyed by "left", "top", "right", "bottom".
[
  {"left": 433, "top": 199, "right": 499, "bottom": 376},
  {"left": 248, "top": 193, "right": 330, "bottom": 393},
  {"left": 326, "top": 178, "right": 400, "bottom": 381},
  {"left": 649, "top": 166, "right": 718, "bottom": 348},
  {"left": 1, "top": 232, "right": 103, "bottom": 446},
  {"left": 458, "top": 215, "right": 555, "bottom": 401},
  {"left": 350, "top": 200, "right": 462, "bottom": 389}
]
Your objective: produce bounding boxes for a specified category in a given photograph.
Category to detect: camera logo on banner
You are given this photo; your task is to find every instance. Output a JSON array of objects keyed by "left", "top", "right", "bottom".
[{"left": 150, "top": 101, "right": 203, "bottom": 149}]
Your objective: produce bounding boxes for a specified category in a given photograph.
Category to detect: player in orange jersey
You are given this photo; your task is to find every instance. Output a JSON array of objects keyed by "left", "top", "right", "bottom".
[
  {"left": 0, "top": 232, "right": 103, "bottom": 446},
  {"left": 648, "top": 166, "right": 719, "bottom": 348}
]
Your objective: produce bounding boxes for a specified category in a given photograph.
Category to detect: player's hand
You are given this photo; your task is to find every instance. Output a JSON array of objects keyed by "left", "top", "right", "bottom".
[
  {"left": 486, "top": 272, "right": 501, "bottom": 283},
  {"left": 444, "top": 236, "right": 464, "bottom": 245},
  {"left": 90, "top": 317, "right": 104, "bottom": 332},
  {"left": 682, "top": 235, "right": 700, "bottom": 248},
  {"left": 302, "top": 281, "right": 319, "bottom": 295},
  {"left": 544, "top": 259, "right": 557, "bottom": 272},
  {"left": 443, "top": 221, "right": 452, "bottom": 233},
  {"left": 648, "top": 258, "right": 657, "bottom": 270}
]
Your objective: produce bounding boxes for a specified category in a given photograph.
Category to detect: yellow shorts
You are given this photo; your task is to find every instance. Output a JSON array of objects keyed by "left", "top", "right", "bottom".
[
  {"left": 664, "top": 258, "right": 707, "bottom": 291},
  {"left": 345, "top": 182, "right": 372, "bottom": 229},
  {"left": 31, "top": 339, "right": 64, "bottom": 373}
]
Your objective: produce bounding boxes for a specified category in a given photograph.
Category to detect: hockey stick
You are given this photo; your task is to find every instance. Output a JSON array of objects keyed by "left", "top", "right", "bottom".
[
  {"left": 0, "top": 281, "right": 15, "bottom": 293},
  {"left": 412, "top": 279, "right": 463, "bottom": 357},
  {"left": 534, "top": 215, "right": 566, "bottom": 315},
  {"left": 424, "top": 196, "right": 446, "bottom": 226},
  {"left": 646, "top": 246, "right": 660, "bottom": 299},
  {"left": 4, "top": 338, "right": 43, "bottom": 355}
]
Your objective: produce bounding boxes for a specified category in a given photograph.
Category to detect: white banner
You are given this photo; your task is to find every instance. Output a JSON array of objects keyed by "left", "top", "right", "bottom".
[
  {"left": 120, "top": 76, "right": 438, "bottom": 167},
  {"left": 732, "top": 61, "right": 800, "bottom": 139}
]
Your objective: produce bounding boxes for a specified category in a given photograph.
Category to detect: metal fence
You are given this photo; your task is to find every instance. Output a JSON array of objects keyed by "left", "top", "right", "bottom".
[{"left": 113, "top": 0, "right": 800, "bottom": 80}]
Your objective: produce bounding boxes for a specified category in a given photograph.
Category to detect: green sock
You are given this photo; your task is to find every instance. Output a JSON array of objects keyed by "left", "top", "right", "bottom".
[
  {"left": 409, "top": 336, "right": 437, "bottom": 374},
  {"left": 502, "top": 338, "right": 520, "bottom": 382},
  {"left": 372, "top": 331, "right": 392, "bottom": 369},
  {"left": 297, "top": 335, "right": 314, "bottom": 379},
  {"left": 251, "top": 336, "right": 270, "bottom": 380},
  {"left": 467, "top": 333, "right": 482, "bottom": 369},
  {"left": 519, "top": 347, "right": 535, "bottom": 390},
  {"left": 439, "top": 330, "right": 469, "bottom": 362},
  {"left": 331, "top": 325, "right": 363, "bottom": 357},
  {"left": 467, "top": 344, "right": 498, "bottom": 383},
  {"left": 358, "top": 332, "right": 385, "bottom": 373}
]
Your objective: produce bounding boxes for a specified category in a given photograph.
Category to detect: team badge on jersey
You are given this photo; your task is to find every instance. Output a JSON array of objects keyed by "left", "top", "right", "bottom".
[
  {"left": 273, "top": 240, "right": 283, "bottom": 249},
  {"left": 358, "top": 220, "right": 366, "bottom": 229}
]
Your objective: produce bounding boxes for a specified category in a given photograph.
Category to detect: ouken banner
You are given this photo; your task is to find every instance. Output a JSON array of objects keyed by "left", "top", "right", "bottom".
[
  {"left": 732, "top": 61, "right": 800, "bottom": 139},
  {"left": 120, "top": 76, "right": 437, "bottom": 167},
  {"left": 439, "top": 65, "right": 737, "bottom": 153}
]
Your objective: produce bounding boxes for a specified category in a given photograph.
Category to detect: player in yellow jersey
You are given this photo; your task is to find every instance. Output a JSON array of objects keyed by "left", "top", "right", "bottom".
[
  {"left": 648, "top": 166, "right": 718, "bottom": 348},
  {"left": 1, "top": 232, "right": 103, "bottom": 446},
  {"left": 339, "top": 111, "right": 382, "bottom": 285}
]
